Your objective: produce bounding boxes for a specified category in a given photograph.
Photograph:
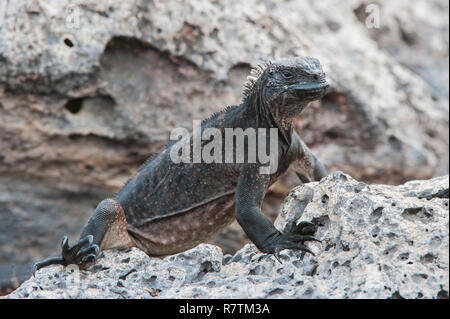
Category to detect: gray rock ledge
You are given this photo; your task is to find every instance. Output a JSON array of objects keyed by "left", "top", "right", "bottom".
[{"left": 6, "top": 172, "right": 449, "bottom": 299}]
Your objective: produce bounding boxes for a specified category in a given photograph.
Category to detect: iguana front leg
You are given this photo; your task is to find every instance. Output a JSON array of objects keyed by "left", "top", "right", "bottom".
[
  {"left": 234, "top": 165, "right": 320, "bottom": 261},
  {"left": 292, "top": 139, "right": 327, "bottom": 183},
  {"left": 34, "top": 198, "right": 133, "bottom": 272}
]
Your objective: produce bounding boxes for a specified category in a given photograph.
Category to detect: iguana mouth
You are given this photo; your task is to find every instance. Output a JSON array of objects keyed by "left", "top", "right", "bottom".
[
  {"left": 292, "top": 81, "right": 329, "bottom": 99},
  {"left": 293, "top": 81, "right": 329, "bottom": 92}
]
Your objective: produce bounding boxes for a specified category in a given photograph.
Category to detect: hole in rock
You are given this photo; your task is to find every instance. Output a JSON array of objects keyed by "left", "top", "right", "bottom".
[
  {"left": 64, "top": 98, "right": 84, "bottom": 114},
  {"left": 64, "top": 38, "right": 74, "bottom": 48}
]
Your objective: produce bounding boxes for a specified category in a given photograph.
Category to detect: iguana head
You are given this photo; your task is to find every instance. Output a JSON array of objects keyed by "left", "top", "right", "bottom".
[{"left": 244, "top": 56, "right": 329, "bottom": 127}]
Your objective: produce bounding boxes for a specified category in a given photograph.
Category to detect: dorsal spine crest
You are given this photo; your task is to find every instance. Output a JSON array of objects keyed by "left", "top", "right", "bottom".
[{"left": 242, "top": 59, "right": 273, "bottom": 99}]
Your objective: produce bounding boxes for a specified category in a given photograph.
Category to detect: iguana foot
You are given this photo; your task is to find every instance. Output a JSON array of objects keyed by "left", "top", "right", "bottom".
[
  {"left": 267, "top": 220, "right": 321, "bottom": 263},
  {"left": 33, "top": 235, "right": 99, "bottom": 274},
  {"left": 60, "top": 235, "right": 100, "bottom": 268}
]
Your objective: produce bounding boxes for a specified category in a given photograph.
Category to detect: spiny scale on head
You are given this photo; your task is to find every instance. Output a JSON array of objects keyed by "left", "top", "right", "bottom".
[{"left": 242, "top": 59, "right": 273, "bottom": 98}]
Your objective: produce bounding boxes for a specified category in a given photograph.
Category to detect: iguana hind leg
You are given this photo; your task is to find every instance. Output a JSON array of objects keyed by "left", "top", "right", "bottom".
[{"left": 34, "top": 198, "right": 133, "bottom": 272}]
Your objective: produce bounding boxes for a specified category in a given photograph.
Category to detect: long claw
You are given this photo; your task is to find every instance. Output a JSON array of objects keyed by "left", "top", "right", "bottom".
[
  {"left": 70, "top": 235, "right": 93, "bottom": 253},
  {"left": 298, "top": 244, "right": 315, "bottom": 256},
  {"left": 76, "top": 244, "right": 99, "bottom": 258},
  {"left": 81, "top": 254, "right": 96, "bottom": 264},
  {"left": 297, "top": 221, "right": 314, "bottom": 229},
  {"left": 273, "top": 248, "right": 283, "bottom": 264},
  {"left": 61, "top": 236, "right": 69, "bottom": 251},
  {"left": 299, "top": 235, "right": 322, "bottom": 243}
]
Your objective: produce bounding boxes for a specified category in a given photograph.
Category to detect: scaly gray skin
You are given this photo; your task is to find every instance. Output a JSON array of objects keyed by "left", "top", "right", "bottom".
[{"left": 0, "top": 56, "right": 329, "bottom": 294}]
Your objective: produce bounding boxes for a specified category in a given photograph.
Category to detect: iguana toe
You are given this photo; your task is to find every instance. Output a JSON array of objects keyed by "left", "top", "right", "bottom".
[
  {"left": 297, "top": 235, "right": 321, "bottom": 243},
  {"left": 81, "top": 254, "right": 97, "bottom": 264},
  {"left": 33, "top": 256, "right": 65, "bottom": 275},
  {"left": 293, "top": 221, "right": 317, "bottom": 235},
  {"left": 66, "top": 235, "right": 93, "bottom": 253},
  {"left": 76, "top": 244, "right": 99, "bottom": 259},
  {"left": 296, "top": 243, "right": 315, "bottom": 256}
]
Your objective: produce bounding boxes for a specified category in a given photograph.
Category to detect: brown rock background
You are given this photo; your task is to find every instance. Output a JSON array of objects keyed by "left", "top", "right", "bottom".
[{"left": 0, "top": 0, "right": 448, "bottom": 264}]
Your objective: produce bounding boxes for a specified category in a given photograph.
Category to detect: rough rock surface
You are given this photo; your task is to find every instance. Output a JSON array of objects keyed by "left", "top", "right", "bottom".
[
  {"left": 352, "top": 0, "right": 449, "bottom": 102},
  {"left": 0, "top": 0, "right": 448, "bottom": 261},
  {"left": 6, "top": 172, "right": 448, "bottom": 299}
]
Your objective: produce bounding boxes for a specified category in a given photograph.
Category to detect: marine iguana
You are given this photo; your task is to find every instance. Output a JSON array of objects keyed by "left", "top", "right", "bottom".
[{"left": 0, "top": 56, "right": 329, "bottom": 294}]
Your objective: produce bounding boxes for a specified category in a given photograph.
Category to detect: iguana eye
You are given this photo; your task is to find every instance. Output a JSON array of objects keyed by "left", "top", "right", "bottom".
[{"left": 281, "top": 70, "right": 294, "bottom": 79}]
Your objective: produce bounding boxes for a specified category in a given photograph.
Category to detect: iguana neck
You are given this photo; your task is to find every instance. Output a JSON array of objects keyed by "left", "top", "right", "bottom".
[{"left": 243, "top": 88, "right": 306, "bottom": 145}]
